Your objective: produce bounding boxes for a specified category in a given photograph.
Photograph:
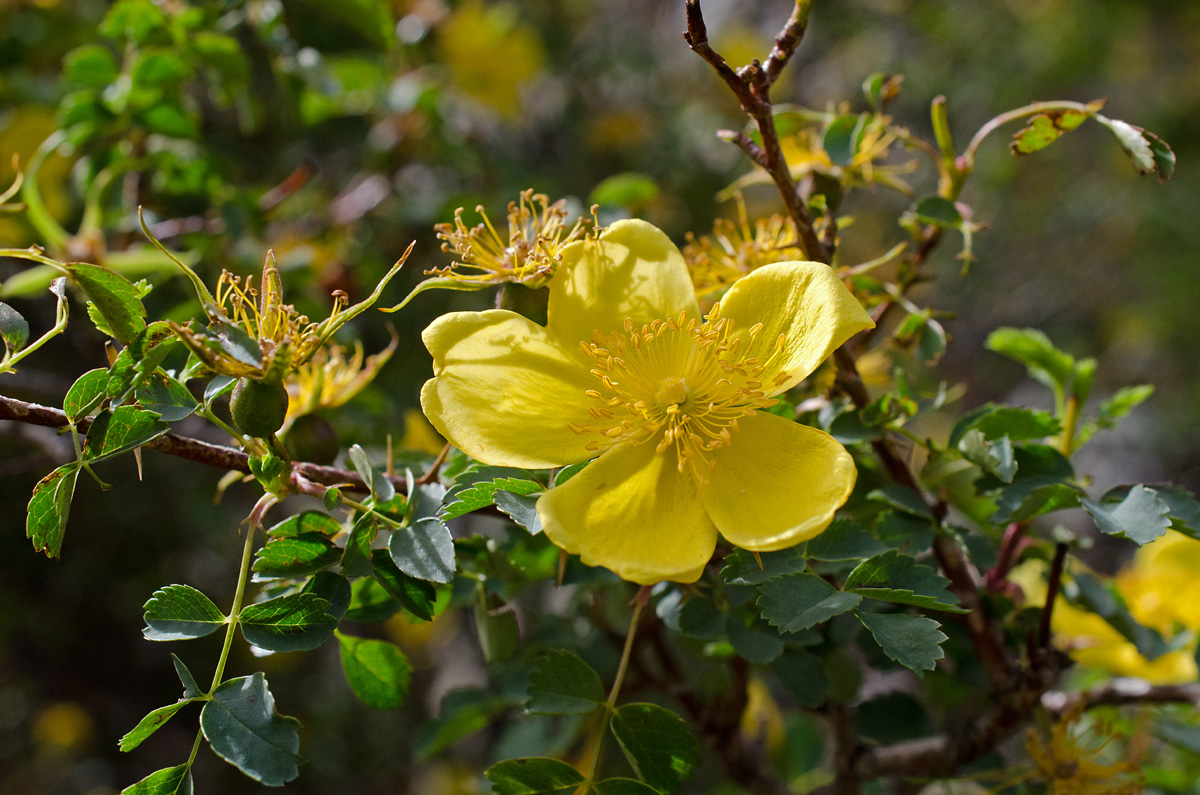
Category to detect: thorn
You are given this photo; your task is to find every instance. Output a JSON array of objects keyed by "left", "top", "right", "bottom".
[
  {"left": 752, "top": 550, "right": 764, "bottom": 570},
  {"left": 134, "top": 447, "right": 144, "bottom": 481},
  {"left": 557, "top": 549, "right": 569, "bottom": 587}
]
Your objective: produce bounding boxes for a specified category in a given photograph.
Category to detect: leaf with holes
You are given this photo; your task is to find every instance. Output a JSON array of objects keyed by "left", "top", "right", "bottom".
[
  {"left": 610, "top": 703, "right": 699, "bottom": 794},
  {"left": 26, "top": 462, "right": 81, "bottom": 558},
  {"left": 485, "top": 757, "right": 586, "bottom": 795}
]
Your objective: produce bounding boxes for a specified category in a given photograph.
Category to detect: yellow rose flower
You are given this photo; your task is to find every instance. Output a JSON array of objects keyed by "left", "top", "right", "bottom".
[{"left": 420, "top": 219, "right": 873, "bottom": 584}]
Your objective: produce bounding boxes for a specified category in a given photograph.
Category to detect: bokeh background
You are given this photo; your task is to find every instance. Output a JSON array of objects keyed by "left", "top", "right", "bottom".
[{"left": 1, "top": 0, "right": 1196, "bottom": 792}]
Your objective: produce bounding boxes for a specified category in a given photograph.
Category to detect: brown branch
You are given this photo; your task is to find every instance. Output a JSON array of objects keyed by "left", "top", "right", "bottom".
[
  {"left": 1043, "top": 680, "right": 1200, "bottom": 715},
  {"left": 0, "top": 393, "right": 403, "bottom": 493},
  {"left": 763, "top": 0, "right": 815, "bottom": 85},
  {"left": 1039, "top": 542, "right": 1069, "bottom": 649}
]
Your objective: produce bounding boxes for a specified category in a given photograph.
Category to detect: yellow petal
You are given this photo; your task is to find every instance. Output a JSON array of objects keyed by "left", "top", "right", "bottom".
[
  {"left": 700, "top": 411, "right": 856, "bottom": 551},
  {"left": 714, "top": 261, "right": 873, "bottom": 395},
  {"left": 537, "top": 440, "right": 718, "bottom": 584},
  {"left": 420, "top": 310, "right": 596, "bottom": 468},
  {"left": 548, "top": 219, "right": 699, "bottom": 344}
]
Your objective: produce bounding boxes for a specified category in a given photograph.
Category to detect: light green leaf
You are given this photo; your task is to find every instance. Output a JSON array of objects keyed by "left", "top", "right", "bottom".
[
  {"left": 67, "top": 261, "right": 147, "bottom": 344},
  {"left": 252, "top": 534, "right": 340, "bottom": 580},
  {"left": 985, "top": 327, "right": 1075, "bottom": 390},
  {"left": 844, "top": 551, "right": 968, "bottom": 613},
  {"left": 610, "top": 703, "right": 699, "bottom": 795},
  {"left": 26, "top": 462, "right": 81, "bottom": 558},
  {"left": 172, "top": 654, "right": 202, "bottom": 699},
  {"left": 484, "top": 757, "right": 585, "bottom": 795},
  {"left": 388, "top": 517, "right": 455, "bottom": 583},
  {"left": 64, "top": 44, "right": 120, "bottom": 87},
  {"left": 949, "top": 404, "right": 1061, "bottom": 446},
  {"left": 1083, "top": 484, "right": 1171, "bottom": 546},
  {"left": 119, "top": 699, "right": 199, "bottom": 752},
  {"left": 440, "top": 477, "right": 542, "bottom": 519},
  {"left": 958, "top": 429, "right": 1017, "bottom": 484},
  {"left": 758, "top": 573, "right": 862, "bottom": 633},
  {"left": 525, "top": 649, "right": 605, "bottom": 715},
  {"left": 0, "top": 301, "right": 29, "bottom": 353},
  {"left": 856, "top": 611, "right": 947, "bottom": 676},
  {"left": 119, "top": 764, "right": 192, "bottom": 795},
  {"left": 63, "top": 368, "right": 109, "bottom": 422},
  {"left": 913, "top": 196, "right": 962, "bottom": 227},
  {"left": 239, "top": 593, "right": 338, "bottom": 652},
  {"left": 266, "top": 510, "right": 341, "bottom": 538},
  {"left": 1010, "top": 106, "right": 1095, "bottom": 154},
  {"left": 867, "top": 483, "right": 933, "bottom": 519},
  {"left": 340, "top": 513, "right": 378, "bottom": 578},
  {"left": 143, "top": 584, "right": 226, "bottom": 641},
  {"left": 337, "top": 633, "right": 412, "bottom": 710},
  {"left": 82, "top": 406, "right": 170, "bottom": 463},
  {"left": 589, "top": 173, "right": 659, "bottom": 209},
  {"left": 200, "top": 674, "right": 301, "bottom": 786}
]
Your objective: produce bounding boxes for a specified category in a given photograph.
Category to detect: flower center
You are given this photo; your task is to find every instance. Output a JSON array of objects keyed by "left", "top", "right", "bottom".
[{"left": 571, "top": 308, "right": 786, "bottom": 481}]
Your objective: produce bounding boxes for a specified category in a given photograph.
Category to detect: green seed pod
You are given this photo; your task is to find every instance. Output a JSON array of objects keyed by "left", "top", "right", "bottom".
[
  {"left": 284, "top": 413, "right": 340, "bottom": 465},
  {"left": 230, "top": 377, "right": 290, "bottom": 438}
]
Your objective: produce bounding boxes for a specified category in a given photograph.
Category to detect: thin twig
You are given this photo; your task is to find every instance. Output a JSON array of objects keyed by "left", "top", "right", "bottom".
[
  {"left": 1039, "top": 542, "right": 1069, "bottom": 649},
  {"left": 1043, "top": 680, "right": 1200, "bottom": 715}
]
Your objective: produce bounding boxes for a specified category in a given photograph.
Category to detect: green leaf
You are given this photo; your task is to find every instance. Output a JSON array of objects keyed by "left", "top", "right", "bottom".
[
  {"left": 82, "top": 406, "right": 170, "bottom": 463},
  {"left": 991, "top": 478, "right": 1082, "bottom": 524},
  {"left": 913, "top": 196, "right": 962, "bottom": 227},
  {"left": 0, "top": 301, "right": 29, "bottom": 353},
  {"left": 1080, "top": 384, "right": 1154, "bottom": 444},
  {"left": 844, "top": 551, "right": 968, "bottom": 613},
  {"left": 66, "top": 261, "right": 147, "bottom": 344},
  {"left": 610, "top": 703, "right": 699, "bottom": 794},
  {"left": 63, "top": 368, "right": 110, "bottom": 422},
  {"left": 1095, "top": 116, "right": 1175, "bottom": 181},
  {"left": 64, "top": 44, "right": 121, "bottom": 87},
  {"left": 266, "top": 510, "right": 340, "bottom": 538},
  {"left": 1082, "top": 484, "right": 1171, "bottom": 546},
  {"left": 1150, "top": 485, "right": 1200, "bottom": 539},
  {"left": 485, "top": 757, "right": 585, "bottom": 795},
  {"left": 119, "top": 764, "right": 192, "bottom": 795},
  {"left": 441, "top": 477, "right": 542, "bottom": 519},
  {"left": 343, "top": 577, "right": 400, "bottom": 623},
  {"left": 958, "top": 429, "right": 1017, "bottom": 484},
  {"left": 371, "top": 550, "right": 436, "bottom": 621},
  {"left": 677, "top": 598, "right": 726, "bottom": 639},
  {"left": 758, "top": 573, "right": 862, "bottom": 633},
  {"left": 239, "top": 593, "right": 338, "bottom": 652},
  {"left": 1010, "top": 106, "right": 1095, "bottom": 154},
  {"left": 119, "top": 699, "right": 199, "bottom": 752},
  {"left": 589, "top": 173, "right": 659, "bottom": 209},
  {"left": 26, "top": 462, "right": 81, "bottom": 558},
  {"left": 493, "top": 490, "right": 543, "bottom": 534},
  {"left": 172, "top": 654, "right": 202, "bottom": 698},
  {"left": 949, "top": 404, "right": 1061, "bottom": 446},
  {"left": 348, "top": 444, "right": 395, "bottom": 502},
  {"left": 339, "top": 513, "right": 378, "bottom": 578},
  {"left": 823, "top": 114, "right": 867, "bottom": 166},
  {"left": 200, "top": 674, "right": 301, "bottom": 786},
  {"left": 867, "top": 483, "right": 933, "bottom": 519},
  {"left": 134, "top": 373, "right": 198, "bottom": 422},
  {"left": 337, "top": 633, "right": 412, "bottom": 710},
  {"left": 856, "top": 611, "right": 946, "bottom": 676},
  {"left": 773, "top": 649, "right": 829, "bottom": 708},
  {"left": 252, "top": 534, "right": 340, "bottom": 580},
  {"left": 301, "top": 571, "right": 351, "bottom": 622},
  {"left": 804, "top": 519, "right": 889, "bottom": 562},
  {"left": 862, "top": 72, "right": 901, "bottom": 110},
  {"left": 593, "top": 780, "right": 660, "bottom": 795},
  {"left": 415, "top": 688, "right": 505, "bottom": 759},
  {"left": 388, "top": 517, "right": 455, "bottom": 583},
  {"left": 727, "top": 617, "right": 784, "bottom": 664},
  {"left": 1071, "top": 573, "right": 1169, "bottom": 660},
  {"left": 203, "top": 374, "right": 236, "bottom": 408},
  {"left": 143, "top": 584, "right": 226, "bottom": 641},
  {"left": 985, "top": 327, "right": 1075, "bottom": 391},
  {"left": 722, "top": 547, "right": 807, "bottom": 585},
  {"left": 525, "top": 650, "right": 605, "bottom": 715}
]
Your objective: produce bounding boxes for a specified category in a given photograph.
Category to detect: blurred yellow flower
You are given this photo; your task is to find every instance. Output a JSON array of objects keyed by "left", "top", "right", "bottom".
[
  {"left": 684, "top": 194, "right": 803, "bottom": 300},
  {"left": 421, "top": 219, "right": 872, "bottom": 583},
  {"left": 284, "top": 336, "right": 398, "bottom": 426},
  {"left": 1026, "top": 701, "right": 1141, "bottom": 794},
  {"left": 437, "top": 0, "right": 544, "bottom": 119}
]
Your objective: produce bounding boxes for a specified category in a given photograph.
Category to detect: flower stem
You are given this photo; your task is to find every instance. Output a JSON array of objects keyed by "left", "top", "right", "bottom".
[{"left": 587, "top": 585, "right": 650, "bottom": 789}]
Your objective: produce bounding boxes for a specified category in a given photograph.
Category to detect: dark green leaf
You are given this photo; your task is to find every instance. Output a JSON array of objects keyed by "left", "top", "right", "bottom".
[
  {"left": 474, "top": 589, "right": 520, "bottom": 663},
  {"left": 135, "top": 373, "right": 198, "bottom": 422},
  {"left": 677, "top": 598, "right": 725, "bottom": 639},
  {"left": 441, "top": 477, "right": 542, "bottom": 519},
  {"left": 856, "top": 611, "right": 946, "bottom": 676},
  {"left": 593, "top": 779, "right": 660, "bottom": 795},
  {"left": 804, "top": 519, "right": 889, "bottom": 562},
  {"left": 1071, "top": 573, "right": 1169, "bottom": 660},
  {"left": 252, "top": 534, "right": 340, "bottom": 580},
  {"left": 949, "top": 405, "right": 1061, "bottom": 446},
  {"left": 722, "top": 548, "right": 807, "bottom": 585},
  {"left": 349, "top": 444, "right": 394, "bottom": 502},
  {"left": 239, "top": 593, "right": 338, "bottom": 652},
  {"left": 119, "top": 764, "right": 192, "bottom": 795},
  {"left": 63, "top": 368, "right": 109, "bottom": 422},
  {"left": 343, "top": 577, "right": 401, "bottom": 623},
  {"left": 610, "top": 703, "right": 699, "bottom": 794},
  {"left": 914, "top": 196, "right": 962, "bottom": 227},
  {"left": 203, "top": 374, "right": 236, "bottom": 408},
  {"left": 525, "top": 649, "right": 605, "bottom": 715},
  {"left": 554, "top": 461, "right": 588, "bottom": 486},
  {"left": 867, "top": 484, "right": 933, "bottom": 519},
  {"left": 0, "top": 301, "right": 29, "bottom": 353},
  {"left": 727, "top": 617, "right": 784, "bottom": 664},
  {"left": 758, "top": 573, "right": 862, "bottom": 633},
  {"left": 589, "top": 173, "right": 659, "bottom": 209},
  {"left": 337, "top": 633, "right": 412, "bottom": 710},
  {"left": 494, "top": 490, "right": 543, "bottom": 534},
  {"left": 415, "top": 689, "right": 504, "bottom": 759},
  {"left": 140, "top": 104, "right": 198, "bottom": 138},
  {"left": 389, "top": 517, "right": 455, "bottom": 583},
  {"left": 823, "top": 114, "right": 867, "bottom": 166},
  {"left": 773, "top": 649, "right": 829, "bottom": 708},
  {"left": 1154, "top": 720, "right": 1200, "bottom": 754},
  {"left": 1082, "top": 484, "right": 1171, "bottom": 546},
  {"left": 371, "top": 550, "right": 436, "bottom": 621},
  {"left": 172, "top": 654, "right": 201, "bottom": 699},
  {"left": 301, "top": 572, "right": 351, "bottom": 621},
  {"left": 200, "top": 674, "right": 301, "bottom": 786},
  {"left": 844, "top": 551, "right": 967, "bottom": 613},
  {"left": 143, "top": 584, "right": 226, "bottom": 641},
  {"left": 485, "top": 758, "right": 585, "bottom": 795},
  {"left": 67, "top": 261, "right": 147, "bottom": 344},
  {"left": 408, "top": 469, "right": 447, "bottom": 520},
  {"left": 1150, "top": 485, "right": 1200, "bottom": 538},
  {"left": 340, "top": 513, "right": 378, "bottom": 578},
  {"left": 875, "top": 511, "right": 934, "bottom": 553},
  {"left": 119, "top": 699, "right": 199, "bottom": 752},
  {"left": 26, "top": 462, "right": 81, "bottom": 558},
  {"left": 957, "top": 429, "right": 1017, "bottom": 484},
  {"left": 83, "top": 406, "right": 170, "bottom": 463},
  {"left": 985, "top": 327, "right": 1075, "bottom": 390},
  {"left": 991, "top": 478, "right": 1082, "bottom": 524}
]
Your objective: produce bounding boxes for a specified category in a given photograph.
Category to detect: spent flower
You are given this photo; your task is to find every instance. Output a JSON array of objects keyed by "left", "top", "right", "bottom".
[
  {"left": 420, "top": 219, "right": 872, "bottom": 583},
  {"left": 684, "top": 194, "right": 803, "bottom": 300}
]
